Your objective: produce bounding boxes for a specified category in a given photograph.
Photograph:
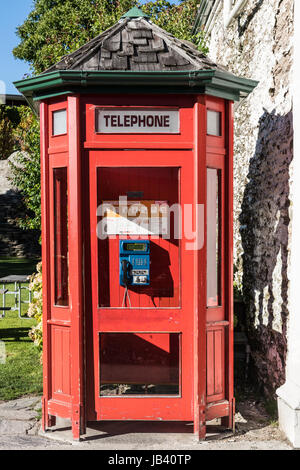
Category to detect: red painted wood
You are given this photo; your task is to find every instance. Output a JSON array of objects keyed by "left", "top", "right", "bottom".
[
  {"left": 193, "top": 96, "right": 207, "bottom": 439},
  {"left": 43, "top": 99, "right": 73, "bottom": 430},
  {"left": 41, "top": 92, "right": 235, "bottom": 439},
  {"left": 68, "top": 95, "right": 85, "bottom": 439},
  {"left": 87, "top": 148, "right": 195, "bottom": 422},
  {"left": 206, "top": 329, "right": 215, "bottom": 397},
  {"left": 221, "top": 100, "right": 235, "bottom": 430},
  {"left": 204, "top": 97, "right": 231, "bottom": 427},
  {"left": 214, "top": 328, "right": 224, "bottom": 395},
  {"left": 48, "top": 399, "right": 72, "bottom": 419},
  {"left": 205, "top": 97, "right": 234, "bottom": 430},
  {"left": 51, "top": 325, "right": 71, "bottom": 401},
  {"left": 206, "top": 326, "right": 225, "bottom": 403},
  {"left": 206, "top": 99, "right": 226, "bottom": 325},
  {"left": 206, "top": 400, "right": 229, "bottom": 421},
  {"left": 40, "top": 101, "right": 52, "bottom": 430}
]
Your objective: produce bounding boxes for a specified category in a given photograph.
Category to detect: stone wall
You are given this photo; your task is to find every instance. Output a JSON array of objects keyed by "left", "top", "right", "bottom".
[
  {"left": 0, "top": 154, "right": 40, "bottom": 258},
  {"left": 207, "top": 0, "right": 294, "bottom": 396}
]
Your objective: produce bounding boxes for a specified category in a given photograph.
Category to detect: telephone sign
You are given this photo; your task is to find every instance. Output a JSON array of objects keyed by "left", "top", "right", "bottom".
[{"left": 96, "top": 108, "right": 180, "bottom": 134}]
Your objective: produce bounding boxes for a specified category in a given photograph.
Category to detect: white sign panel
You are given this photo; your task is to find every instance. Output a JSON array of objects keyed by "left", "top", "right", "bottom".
[
  {"left": 96, "top": 108, "right": 180, "bottom": 134},
  {"left": 100, "top": 200, "right": 169, "bottom": 235}
]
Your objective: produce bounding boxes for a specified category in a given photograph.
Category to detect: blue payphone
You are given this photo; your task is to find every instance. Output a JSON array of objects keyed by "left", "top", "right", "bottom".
[{"left": 119, "top": 240, "right": 150, "bottom": 287}]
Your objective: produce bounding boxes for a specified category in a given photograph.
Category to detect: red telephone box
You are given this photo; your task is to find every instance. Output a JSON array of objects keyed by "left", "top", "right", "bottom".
[{"left": 15, "top": 8, "right": 257, "bottom": 440}]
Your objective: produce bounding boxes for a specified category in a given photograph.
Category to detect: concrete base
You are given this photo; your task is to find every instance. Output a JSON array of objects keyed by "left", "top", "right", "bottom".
[
  {"left": 277, "top": 382, "right": 300, "bottom": 448},
  {"left": 38, "top": 417, "right": 233, "bottom": 448}
]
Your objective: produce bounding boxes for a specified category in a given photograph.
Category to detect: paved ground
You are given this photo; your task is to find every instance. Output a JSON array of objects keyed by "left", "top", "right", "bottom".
[{"left": 0, "top": 396, "right": 292, "bottom": 450}]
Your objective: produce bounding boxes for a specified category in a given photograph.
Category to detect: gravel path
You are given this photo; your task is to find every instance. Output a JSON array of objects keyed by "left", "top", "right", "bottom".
[{"left": 0, "top": 396, "right": 292, "bottom": 450}]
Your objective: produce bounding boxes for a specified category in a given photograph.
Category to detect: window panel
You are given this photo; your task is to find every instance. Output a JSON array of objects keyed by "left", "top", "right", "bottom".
[
  {"left": 53, "top": 109, "right": 67, "bottom": 136},
  {"left": 53, "top": 167, "right": 69, "bottom": 306},
  {"left": 207, "top": 110, "right": 221, "bottom": 136},
  {"left": 99, "top": 333, "right": 180, "bottom": 396},
  {"left": 207, "top": 168, "right": 221, "bottom": 307}
]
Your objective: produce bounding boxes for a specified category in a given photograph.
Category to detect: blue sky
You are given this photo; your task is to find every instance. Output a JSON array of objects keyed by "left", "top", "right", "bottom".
[
  {"left": 0, "top": 0, "right": 34, "bottom": 94},
  {"left": 1, "top": 1, "right": 180, "bottom": 95}
]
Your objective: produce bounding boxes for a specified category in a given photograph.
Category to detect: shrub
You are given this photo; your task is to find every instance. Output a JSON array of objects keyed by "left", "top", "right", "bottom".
[
  {"left": 0, "top": 105, "right": 21, "bottom": 160},
  {"left": 9, "top": 106, "right": 41, "bottom": 231},
  {"left": 27, "top": 262, "right": 43, "bottom": 355}
]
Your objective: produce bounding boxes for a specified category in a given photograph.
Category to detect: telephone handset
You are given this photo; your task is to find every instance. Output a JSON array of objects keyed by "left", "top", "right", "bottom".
[{"left": 121, "top": 259, "right": 131, "bottom": 286}]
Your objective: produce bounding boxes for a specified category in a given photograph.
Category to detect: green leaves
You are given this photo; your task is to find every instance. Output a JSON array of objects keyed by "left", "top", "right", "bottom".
[
  {"left": 0, "top": 106, "right": 21, "bottom": 160},
  {"left": 9, "top": 106, "right": 41, "bottom": 231},
  {"left": 14, "top": 0, "right": 132, "bottom": 73},
  {"left": 28, "top": 262, "right": 43, "bottom": 352},
  {"left": 13, "top": 0, "right": 207, "bottom": 74}
]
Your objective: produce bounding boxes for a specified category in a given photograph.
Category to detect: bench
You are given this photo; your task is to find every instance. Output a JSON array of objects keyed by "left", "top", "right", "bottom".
[{"left": 0, "top": 276, "right": 32, "bottom": 318}]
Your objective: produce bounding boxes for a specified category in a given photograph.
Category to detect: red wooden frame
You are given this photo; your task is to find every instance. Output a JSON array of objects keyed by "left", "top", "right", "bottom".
[
  {"left": 40, "top": 93, "right": 234, "bottom": 440},
  {"left": 87, "top": 150, "right": 194, "bottom": 422}
]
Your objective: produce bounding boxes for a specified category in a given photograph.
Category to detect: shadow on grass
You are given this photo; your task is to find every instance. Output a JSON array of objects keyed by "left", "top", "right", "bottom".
[
  {"left": 0, "top": 327, "right": 31, "bottom": 342},
  {"left": 0, "top": 258, "right": 39, "bottom": 278}
]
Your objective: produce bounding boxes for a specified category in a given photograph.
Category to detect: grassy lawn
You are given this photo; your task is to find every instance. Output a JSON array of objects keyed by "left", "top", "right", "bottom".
[{"left": 0, "top": 258, "right": 43, "bottom": 401}]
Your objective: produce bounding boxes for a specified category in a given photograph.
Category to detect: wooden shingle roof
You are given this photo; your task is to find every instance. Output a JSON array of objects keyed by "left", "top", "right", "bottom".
[{"left": 44, "top": 16, "right": 228, "bottom": 74}]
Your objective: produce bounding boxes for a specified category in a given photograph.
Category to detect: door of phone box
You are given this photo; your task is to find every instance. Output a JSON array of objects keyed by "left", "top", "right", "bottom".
[{"left": 86, "top": 151, "right": 195, "bottom": 422}]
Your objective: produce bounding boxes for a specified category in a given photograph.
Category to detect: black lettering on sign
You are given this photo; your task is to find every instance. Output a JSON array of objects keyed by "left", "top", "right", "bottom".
[
  {"left": 155, "top": 115, "right": 163, "bottom": 127},
  {"left": 102, "top": 115, "right": 172, "bottom": 128},
  {"left": 138, "top": 115, "right": 146, "bottom": 126},
  {"left": 147, "top": 115, "right": 154, "bottom": 127},
  {"left": 97, "top": 109, "right": 179, "bottom": 133}
]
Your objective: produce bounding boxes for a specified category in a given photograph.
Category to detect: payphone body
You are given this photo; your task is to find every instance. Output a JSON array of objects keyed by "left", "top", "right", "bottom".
[{"left": 119, "top": 240, "right": 150, "bottom": 287}]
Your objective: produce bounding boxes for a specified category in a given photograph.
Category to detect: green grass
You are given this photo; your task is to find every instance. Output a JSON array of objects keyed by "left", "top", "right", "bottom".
[{"left": 0, "top": 258, "right": 42, "bottom": 401}]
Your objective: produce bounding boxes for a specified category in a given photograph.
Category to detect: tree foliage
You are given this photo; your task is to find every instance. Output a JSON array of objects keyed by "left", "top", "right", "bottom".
[
  {"left": 12, "top": 0, "right": 206, "bottom": 231},
  {"left": 9, "top": 106, "right": 41, "bottom": 231},
  {"left": 0, "top": 106, "right": 21, "bottom": 160},
  {"left": 13, "top": 0, "right": 207, "bottom": 73}
]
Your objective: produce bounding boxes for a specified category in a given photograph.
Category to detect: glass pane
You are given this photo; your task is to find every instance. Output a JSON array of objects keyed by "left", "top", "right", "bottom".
[
  {"left": 207, "top": 168, "right": 221, "bottom": 307},
  {"left": 207, "top": 110, "right": 221, "bottom": 136},
  {"left": 53, "top": 109, "right": 67, "bottom": 136},
  {"left": 99, "top": 333, "right": 180, "bottom": 396},
  {"left": 53, "top": 168, "right": 69, "bottom": 306},
  {"left": 97, "top": 167, "right": 180, "bottom": 309}
]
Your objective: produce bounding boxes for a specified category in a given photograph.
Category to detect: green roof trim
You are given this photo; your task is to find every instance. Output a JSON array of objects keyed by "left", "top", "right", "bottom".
[
  {"left": 121, "top": 7, "right": 149, "bottom": 18},
  {"left": 14, "top": 70, "right": 258, "bottom": 115}
]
